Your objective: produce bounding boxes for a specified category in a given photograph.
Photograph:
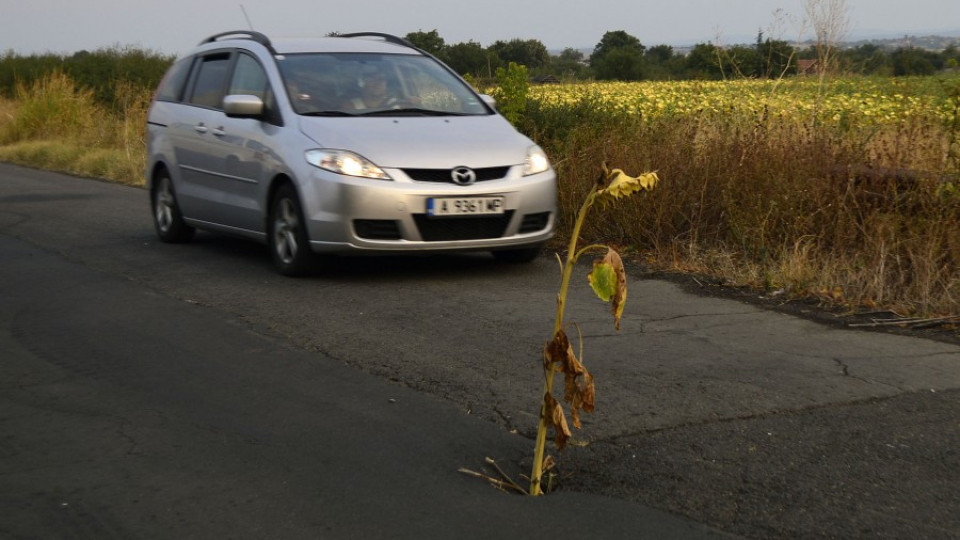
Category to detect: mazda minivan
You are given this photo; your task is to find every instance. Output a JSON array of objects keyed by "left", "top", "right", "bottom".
[{"left": 146, "top": 31, "right": 556, "bottom": 275}]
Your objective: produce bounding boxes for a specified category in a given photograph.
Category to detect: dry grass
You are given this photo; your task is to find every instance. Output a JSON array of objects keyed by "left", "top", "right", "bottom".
[{"left": 0, "top": 72, "right": 149, "bottom": 186}]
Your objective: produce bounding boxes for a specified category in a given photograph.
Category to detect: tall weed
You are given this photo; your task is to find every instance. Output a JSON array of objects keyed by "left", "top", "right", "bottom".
[
  {"left": 0, "top": 72, "right": 149, "bottom": 185},
  {"left": 0, "top": 71, "right": 96, "bottom": 144}
]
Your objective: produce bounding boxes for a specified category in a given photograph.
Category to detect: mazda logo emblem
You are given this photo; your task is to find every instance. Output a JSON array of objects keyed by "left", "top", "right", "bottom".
[{"left": 451, "top": 167, "right": 477, "bottom": 186}]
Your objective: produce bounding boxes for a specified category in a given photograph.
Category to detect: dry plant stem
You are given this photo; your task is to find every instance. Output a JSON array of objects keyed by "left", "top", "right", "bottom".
[
  {"left": 458, "top": 467, "right": 527, "bottom": 495},
  {"left": 529, "top": 189, "right": 598, "bottom": 496}
]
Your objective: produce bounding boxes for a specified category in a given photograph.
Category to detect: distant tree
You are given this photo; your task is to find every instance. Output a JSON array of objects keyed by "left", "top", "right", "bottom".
[
  {"left": 721, "top": 45, "right": 760, "bottom": 78},
  {"left": 549, "top": 47, "right": 589, "bottom": 79},
  {"left": 942, "top": 43, "right": 960, "bottom": 71},
  {"left": 891, "top": 47, "right": 940, "bottom": 76},
  {"left": 756, "top": 38, "right": 796, "bottom": 78},
  {"left": 590, "top": 30, "right": 645, "bottom": 80},
  {"left": 443, "top": 41, "right": 494, "bottom": 77},
  {"left": 643, "top": 45, "right": 680, "bottom": 80},
  {"left": 488, "top": 39, "right": 550, "bottom": 69},
  {"left": 645, "top": 44, "right": 674, "bottom": 64},
  {"left": 839, "top": 43, "right": 889, "bottom": 75},
  {"left": 684, "top": 42, "right": 724, "bottom": 79},
  {"left": 591, "top": 30, "right": 645, "bottom": 60},
  {"left": 592, "top": 48, "right": 644, "bottom": 80},
  {"left": 405, "top": 29, "right": 446, "bottom": 57}
]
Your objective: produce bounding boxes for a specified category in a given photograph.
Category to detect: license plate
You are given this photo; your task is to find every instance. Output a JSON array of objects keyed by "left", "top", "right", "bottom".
[{"left": 426, "top": 196, "right": 505, "bottom": 216}]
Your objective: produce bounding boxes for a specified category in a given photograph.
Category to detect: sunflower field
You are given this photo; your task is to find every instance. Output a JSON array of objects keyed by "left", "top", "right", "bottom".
[{"left": 521, "top": 75, "right": 960, "bottom": 318}]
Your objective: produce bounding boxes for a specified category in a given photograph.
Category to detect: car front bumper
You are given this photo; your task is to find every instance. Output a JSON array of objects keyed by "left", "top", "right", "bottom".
[{"left": 298, "top": 166, "right": 557, "bottom": 254}]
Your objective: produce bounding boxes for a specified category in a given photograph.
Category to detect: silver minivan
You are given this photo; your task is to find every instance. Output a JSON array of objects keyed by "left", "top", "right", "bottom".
[{"left": 147, "top": 31, "right": 556, "bottom": 275}]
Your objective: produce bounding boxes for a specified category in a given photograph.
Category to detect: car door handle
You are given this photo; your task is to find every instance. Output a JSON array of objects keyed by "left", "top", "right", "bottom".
[
  {"left": 211, "top": 127, "right": 226, "bottom": 137},
  {"left": 194, "top": 123, "right": 208, "bottom": 134}
]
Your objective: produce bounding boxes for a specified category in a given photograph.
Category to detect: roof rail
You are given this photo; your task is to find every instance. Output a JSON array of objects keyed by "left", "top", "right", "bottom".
[
  {"left": 338, "top": 32, "right": 416, "bottom": 50},
  {"left": 199, "top": 30, "right": 276, "bottom": 54}
]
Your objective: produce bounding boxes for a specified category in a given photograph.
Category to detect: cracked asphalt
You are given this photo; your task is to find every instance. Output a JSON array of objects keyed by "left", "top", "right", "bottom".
[{"left": 2, "top": 163, "right": 959, "bottom": 538}]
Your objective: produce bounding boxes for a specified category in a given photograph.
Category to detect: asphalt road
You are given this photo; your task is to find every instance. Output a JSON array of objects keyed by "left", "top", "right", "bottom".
[{"left": 1, "top": 163, "right": 959, "bottom": 538}]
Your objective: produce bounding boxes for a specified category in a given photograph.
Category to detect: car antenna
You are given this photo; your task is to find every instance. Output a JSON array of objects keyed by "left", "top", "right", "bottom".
[{"left": 239, "top": 4, "right": 255, "bottom": 30}]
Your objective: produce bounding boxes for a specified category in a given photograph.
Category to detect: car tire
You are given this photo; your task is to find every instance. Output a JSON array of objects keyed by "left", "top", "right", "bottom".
[
  {"left": 151, "top": 170, "right": 195, "bottom": 243},
  {"left": 492, "top": 246, "right": 541, "bottom": 264},
  {"left": 269, "top": 183, "right": 315, "bottom": 276}
]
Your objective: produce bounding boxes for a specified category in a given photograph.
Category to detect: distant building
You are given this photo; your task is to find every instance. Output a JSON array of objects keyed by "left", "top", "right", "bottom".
[
  {"left": 797, "top": 59, "right": 819, "bottom": 76},
  {"left": 532, "top": 74, "right": 560, "bottom": 84}
]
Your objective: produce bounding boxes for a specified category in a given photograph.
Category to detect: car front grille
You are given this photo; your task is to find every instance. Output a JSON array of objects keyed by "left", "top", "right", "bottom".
[
  {"left": 403, "top": 167, "right": 510, "bottom": 183},
  {"left": 413, "top": 211, "right": 515, "bottom": 241}
]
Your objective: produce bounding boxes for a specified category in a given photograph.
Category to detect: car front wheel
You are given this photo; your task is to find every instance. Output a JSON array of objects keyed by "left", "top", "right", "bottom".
[{"left": 269, "top": 184, "right": 314, "bottom": 276}]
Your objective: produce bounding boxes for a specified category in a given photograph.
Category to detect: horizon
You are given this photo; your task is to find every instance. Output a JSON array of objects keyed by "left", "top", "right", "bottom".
[{"left": 2, "top": 1, "right": 959, "bottom": 57}]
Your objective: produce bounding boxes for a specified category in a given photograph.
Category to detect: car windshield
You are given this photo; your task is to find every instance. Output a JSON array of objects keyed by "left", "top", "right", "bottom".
[{"left": 277, "top": 53, "right": 490, "bottom": 117}]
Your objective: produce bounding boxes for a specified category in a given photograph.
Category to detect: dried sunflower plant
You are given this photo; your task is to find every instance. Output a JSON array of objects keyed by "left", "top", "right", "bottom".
[{"left": 461, "top": 164, "right": 660, "bottom": 496}]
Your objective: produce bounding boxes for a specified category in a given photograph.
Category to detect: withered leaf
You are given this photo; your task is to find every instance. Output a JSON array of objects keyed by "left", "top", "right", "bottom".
[
  {"left": 550, "top": 329, "right": 593, "bottom": 430},
  {"left": 581, "top": 372, "right": 595, "bottom": 413},
  {"left": 567, "top": 365, "right": 595, "bottom": 429},
  {"left": 595, "top": 168, "right": 660, "bottom": 207},
  {"left": 605, "top": 249, "right": 627, "bottom": 331},
  {"left": 545, "top": 392, "right": 571, "bottom": 450},
  {"left": 545, "top": 329, "right": 575, "bottom": 370}
]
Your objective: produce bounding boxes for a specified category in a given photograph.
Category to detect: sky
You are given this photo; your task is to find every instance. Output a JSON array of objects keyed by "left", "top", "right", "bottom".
[{"left": 1, "top": 0, "right": 958, "bottom": 57}]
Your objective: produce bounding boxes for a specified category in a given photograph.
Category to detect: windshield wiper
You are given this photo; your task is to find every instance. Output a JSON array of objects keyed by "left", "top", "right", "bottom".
[
  {"left": 356, "top": 108, "right": 467, "bottom": 117},
  {"left": 300, "top": 110, "right": 358, "bottom": 117}
]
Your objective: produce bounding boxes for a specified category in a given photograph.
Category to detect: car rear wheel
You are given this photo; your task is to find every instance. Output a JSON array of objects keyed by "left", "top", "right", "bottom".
[
  {"left": 492, "top": 246, "right": 541, "bottom": 264},
  {"left": 269, "top": 184, "right": 315, "bottom": 276},
  {"left": 151, "top": 170, "right": 195, "bottom": 243}
]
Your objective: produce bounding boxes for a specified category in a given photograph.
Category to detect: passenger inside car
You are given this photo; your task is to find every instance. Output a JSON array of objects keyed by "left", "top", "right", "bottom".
[{"left": 349, "top": 68, "right": 397, "bottom": 110}]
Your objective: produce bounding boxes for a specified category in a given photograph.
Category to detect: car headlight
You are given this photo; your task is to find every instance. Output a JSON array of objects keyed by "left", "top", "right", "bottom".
[
  {"left": 305, "top": 149, "right": 390, "bottom": 180},
  {"left": 523, "top": 145, "right": 551, "bottom": 176}
]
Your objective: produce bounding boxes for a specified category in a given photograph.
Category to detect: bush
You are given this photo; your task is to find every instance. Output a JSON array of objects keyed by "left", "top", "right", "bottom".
[
  {"left": 492, "top": 62, "right": 529, "bottom": 125},
  {"left": 0, "top": 71, "right": 96, "bottom": 144},
  {"left": 0, "top": 46, "right": 173, "bottom": 110},
  {"left": 0, "top": 71, "right": 151, "bottom": 185}
]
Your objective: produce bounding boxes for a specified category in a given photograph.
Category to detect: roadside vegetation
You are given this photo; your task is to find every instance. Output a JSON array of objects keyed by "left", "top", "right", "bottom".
[
  {"left": 1, "top": 41, "right": 958, "bottom": 319},
  {"left": 518, "top": 75, "right": 960, "bottom": 319},
  {"left": 0, "top": 69, "right": 152, "bottom": 185},
  {"left": 0, "top": 45, "right": 170, "bottom": 184}
]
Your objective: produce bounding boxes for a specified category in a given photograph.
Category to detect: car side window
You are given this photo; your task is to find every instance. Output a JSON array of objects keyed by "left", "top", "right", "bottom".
[
  {"left": 228, "top": 53, "right": 269, "bottom": 100},
  {"left": 227, "top": 52, "right": 281, "bottom": 125},
  {"left": 187, "top": 53, "right": 231, "bottom": 109},
  {"left": 155, "top": 57, "right": 193, "bottom": 102}
]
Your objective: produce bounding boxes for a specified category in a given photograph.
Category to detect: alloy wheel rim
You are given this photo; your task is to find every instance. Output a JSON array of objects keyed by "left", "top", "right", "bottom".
[
  {"left": 155, "top": 178, "right": 174, "bottom": 232},
  {"left": 274, "top": 198, "right": 299, "bottom": 264}
]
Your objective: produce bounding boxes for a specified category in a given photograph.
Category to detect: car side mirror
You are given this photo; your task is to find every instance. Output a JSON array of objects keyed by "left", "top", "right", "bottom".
[{"left": 223, "top": 94, "right": 264, "bottom": 118}]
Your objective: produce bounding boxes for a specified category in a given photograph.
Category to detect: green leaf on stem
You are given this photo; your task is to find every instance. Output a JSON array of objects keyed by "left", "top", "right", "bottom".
[{"left": 588, "top": 249, "right": 628, "bottom": 330}]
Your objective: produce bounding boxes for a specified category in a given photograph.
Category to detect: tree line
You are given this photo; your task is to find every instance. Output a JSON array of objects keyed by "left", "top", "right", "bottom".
[
  {"left": 1, "top": 28, "right": 956, "bottom": 110},
  {"left": 406, "top": 29, "right": 960, "bottom": 81}
]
